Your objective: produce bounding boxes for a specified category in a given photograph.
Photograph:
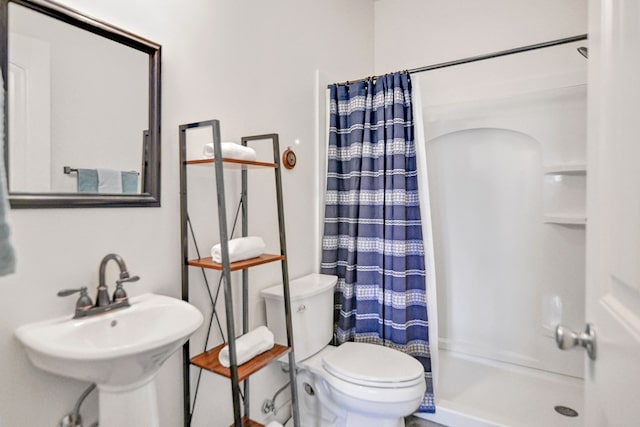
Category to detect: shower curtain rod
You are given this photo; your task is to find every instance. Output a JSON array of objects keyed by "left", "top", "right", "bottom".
[{"left": 328, "top": 33, "right": 588, "bottom": 88}]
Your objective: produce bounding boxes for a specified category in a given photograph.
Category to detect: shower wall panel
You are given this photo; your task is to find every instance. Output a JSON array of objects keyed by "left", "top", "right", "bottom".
[{"left": 423, "top": 85, "right": 586, "bottom": 378}]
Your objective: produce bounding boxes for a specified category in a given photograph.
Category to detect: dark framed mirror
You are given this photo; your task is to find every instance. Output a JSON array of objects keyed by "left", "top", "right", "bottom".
[{"left": 0, "top": 0, "right": 160, "bottom": 208}]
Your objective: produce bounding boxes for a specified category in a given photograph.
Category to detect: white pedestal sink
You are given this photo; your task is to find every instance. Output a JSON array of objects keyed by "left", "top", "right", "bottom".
[{"left": 15, "top": 293, "right": 203, "bottom": 427}]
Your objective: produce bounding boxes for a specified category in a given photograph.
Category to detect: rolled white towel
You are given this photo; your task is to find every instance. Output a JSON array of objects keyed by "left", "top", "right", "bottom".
[
  {"left": 211, "top": 236, "right": 265, "bottom": 263},
  {"left": 218, "top": 326, "right": 275, "bottom": 367},
  {"left": 203, "top": 142, "right": 257, "bottom": 161}
]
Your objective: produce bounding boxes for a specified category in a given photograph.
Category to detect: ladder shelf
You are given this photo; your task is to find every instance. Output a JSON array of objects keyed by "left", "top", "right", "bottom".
[{"left": 179, "top": 120, "right": 300, "bottom": 427}]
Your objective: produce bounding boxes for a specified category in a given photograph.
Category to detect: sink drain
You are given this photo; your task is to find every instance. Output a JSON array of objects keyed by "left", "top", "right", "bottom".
[{"left": 554, "top": 405, "right": 579, "bottom": 417}]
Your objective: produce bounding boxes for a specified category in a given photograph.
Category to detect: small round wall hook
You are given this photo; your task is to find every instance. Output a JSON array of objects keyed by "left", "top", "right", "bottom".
[{"left": 282, "top": 147, "right": 297, "bottom": 170}]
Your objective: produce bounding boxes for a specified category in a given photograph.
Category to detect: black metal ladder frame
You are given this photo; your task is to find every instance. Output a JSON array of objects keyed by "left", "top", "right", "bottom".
[{"left": 179, "top": 119, "right": 300, "bottom": 427}]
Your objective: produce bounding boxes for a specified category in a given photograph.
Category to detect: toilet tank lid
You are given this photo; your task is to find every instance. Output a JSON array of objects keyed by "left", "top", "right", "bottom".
[
  {"left": 260, "top": 273, "right": 337, "bottom": 301},
  {"left": 323, "top": 342, "right": 424, "bottom": 384}
]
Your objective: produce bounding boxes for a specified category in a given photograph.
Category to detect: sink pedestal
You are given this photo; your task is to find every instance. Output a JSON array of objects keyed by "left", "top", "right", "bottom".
[{"left": 99, "top": 377, "right": 160, "bottom": 427}]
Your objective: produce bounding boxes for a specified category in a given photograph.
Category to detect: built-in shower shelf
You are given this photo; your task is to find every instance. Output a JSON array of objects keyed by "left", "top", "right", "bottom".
[
  {"left": 190, "top": 342, "right": 290, "bottom": 381},
  {"left": 543, "top": 164, "right": 586, "bottom": 175},
  {"left": 543, "top": 214, "right": 586, "bottom": 225}
]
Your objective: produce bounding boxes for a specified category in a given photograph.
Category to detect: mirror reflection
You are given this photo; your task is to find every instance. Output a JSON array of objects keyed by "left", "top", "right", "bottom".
[
  {"left": 8, "top": 2, "right": 148, "bottom": 194},
  {"left": 1, "top": 0, "right": 161, "bottom": 208}
]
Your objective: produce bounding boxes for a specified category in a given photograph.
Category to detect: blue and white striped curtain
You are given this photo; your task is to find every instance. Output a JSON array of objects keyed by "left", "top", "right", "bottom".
[{"left": 321, "top": 72, "right": 434, "bottom": 412}]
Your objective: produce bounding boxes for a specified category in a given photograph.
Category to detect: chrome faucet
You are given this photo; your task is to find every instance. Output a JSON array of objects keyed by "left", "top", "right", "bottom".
[
  {"left": 58, "top": 253, "right": 140, "bottom": 318},
  {"left": 97, "top": 253, "right": 139, "bottom": 306}
]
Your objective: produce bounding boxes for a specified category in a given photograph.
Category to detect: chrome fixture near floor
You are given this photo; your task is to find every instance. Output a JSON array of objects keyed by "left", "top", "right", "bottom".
[
  {"left": 58, "top": 253, "right": 139, "bottom": 318},
  {"left": 262, "top": 381, "right": 291, "bottom": 415},
  {"left": 58, "top": 383, "right": 96, "bottom": 427}
]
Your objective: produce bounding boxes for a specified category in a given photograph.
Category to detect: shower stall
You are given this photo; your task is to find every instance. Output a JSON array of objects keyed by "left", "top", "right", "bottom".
[
  {"left": 316, "top": 34, "right": 589, "bottom": 427},
  {"left": 415, "top": 39, "right": 588, "bottom": 427}
]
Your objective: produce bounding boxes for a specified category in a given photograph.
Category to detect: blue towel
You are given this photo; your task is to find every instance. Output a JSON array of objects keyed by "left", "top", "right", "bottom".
[
  {"left": 0, "top": 70, "right": 16, "bottom": 276},
  {"left": 77, "top": 169, "right": 98, "bottom": 193},
  {"left": 121, "top": 171, "right": 138, "bottom": 194},
  {"left": 77, "top": 169, "right": 137, "bottom": 193}
]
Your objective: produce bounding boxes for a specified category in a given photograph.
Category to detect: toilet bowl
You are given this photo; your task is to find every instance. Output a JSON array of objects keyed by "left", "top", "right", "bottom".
[
  {"left": 262, "top": 274, "right": 426, "bottom": 427},
  {"left": 299, "top": 343, "right": 426, "bottom": 426}
]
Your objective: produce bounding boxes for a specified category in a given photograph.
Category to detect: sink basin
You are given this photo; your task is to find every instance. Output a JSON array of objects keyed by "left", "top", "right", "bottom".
[{"left": 16, "top": 293, "right": 203, "bottom": 426}]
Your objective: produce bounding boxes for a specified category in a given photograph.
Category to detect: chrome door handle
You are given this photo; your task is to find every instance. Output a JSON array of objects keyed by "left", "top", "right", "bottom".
[{"left": 555, "top": 323, "right": 597, "bottom": 360}]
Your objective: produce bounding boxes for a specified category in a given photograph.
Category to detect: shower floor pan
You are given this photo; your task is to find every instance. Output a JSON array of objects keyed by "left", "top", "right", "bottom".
[{"left": 415, "top": 349, "right": 584, "bottom": 427}]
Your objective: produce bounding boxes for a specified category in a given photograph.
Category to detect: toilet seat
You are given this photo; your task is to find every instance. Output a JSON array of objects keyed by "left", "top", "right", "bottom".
[{"left": 322, "top": 342, "right": 424, "bottom": 388}]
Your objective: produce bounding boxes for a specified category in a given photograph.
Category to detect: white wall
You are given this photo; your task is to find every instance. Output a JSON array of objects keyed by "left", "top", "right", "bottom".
[
  {"left": 374, "top": 0, "right": 587, "bottom": 75},
  {"left": 0, "top": 1, "right": 373, "bottom": 426}
]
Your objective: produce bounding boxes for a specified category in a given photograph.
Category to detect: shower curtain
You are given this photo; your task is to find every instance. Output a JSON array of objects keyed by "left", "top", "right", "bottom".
[{"left": 321, "top": 71, "right": 434, "bottom": 412}]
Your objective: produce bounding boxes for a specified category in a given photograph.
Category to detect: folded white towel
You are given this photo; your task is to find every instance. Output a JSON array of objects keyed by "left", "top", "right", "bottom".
[
  {"left": 265, "top": 422, "right": 283, "bottom": 427},
  {"left": 203, "top": 142, "right": 257, "bottom": 161},
  {"left": 218, "top": 326, "right": 275, "bottom": 368},
  {"left": 211, "top": 236, "right": 265, "bottom": 264},
  {"left": 97, "top": 169, "right": 123, "bottom": 194}
]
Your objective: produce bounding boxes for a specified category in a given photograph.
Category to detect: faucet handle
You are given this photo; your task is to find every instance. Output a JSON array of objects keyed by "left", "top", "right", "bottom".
[
  {"left": 113, "top": 275, "right": 140, "bottom": 303},
  {"left": 57, "top": 287, "right": 93, "bottom": 311},
  {"left": 57, "top": 286, "right": 88, "bottom": 297}
]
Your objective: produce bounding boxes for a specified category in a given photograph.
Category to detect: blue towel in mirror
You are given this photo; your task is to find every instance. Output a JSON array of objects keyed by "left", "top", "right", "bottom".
[
  {"left": 76, "top": 169, "right": 137, "bottom": 193},
  {"left": 77, "top": 169, "right": 98, "bottom": 193},
  {"left": 121, "top": 171, "right": 138, "bottom": 194}
]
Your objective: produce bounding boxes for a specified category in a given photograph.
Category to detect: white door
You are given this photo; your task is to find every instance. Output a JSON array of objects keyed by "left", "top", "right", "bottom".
[
  {"left": 8, "top": 32, "right": 51, "bottom": 192},
  {"left": 584, "top": 1, "right": 640, "bottom": 425}
]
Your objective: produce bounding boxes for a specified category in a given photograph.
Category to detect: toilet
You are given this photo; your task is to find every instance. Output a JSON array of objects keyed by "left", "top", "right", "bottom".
[{"left": 261, "top": 273, "right": 426, "bottom": 427}]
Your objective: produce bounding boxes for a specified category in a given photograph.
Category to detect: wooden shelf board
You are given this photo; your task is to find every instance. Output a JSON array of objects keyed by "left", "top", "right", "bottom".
[
  {"left": 191, "top": 342, "right": 290, "bottom": 382},
  {"left": 229, "top": 417, "right": 264, "bottom": 427},
  {"left": 186, "top": 158, "right": 278, "bottom": 169},
  {"left": 188, "top": 254, "right": 285, "bottom": 271}
]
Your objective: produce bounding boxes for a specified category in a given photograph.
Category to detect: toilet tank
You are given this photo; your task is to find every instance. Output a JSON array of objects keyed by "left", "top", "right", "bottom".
[{"left": 261, "top": 273, "right": 337, "bottom": 362}]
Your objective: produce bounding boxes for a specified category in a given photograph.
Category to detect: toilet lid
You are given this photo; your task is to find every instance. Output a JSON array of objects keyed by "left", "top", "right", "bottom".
[{"left": 322, "top": 342, "right": 424, "bottom": 386}]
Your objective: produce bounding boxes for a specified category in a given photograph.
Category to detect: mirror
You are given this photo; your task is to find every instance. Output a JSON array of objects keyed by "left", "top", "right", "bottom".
[{"left": 0, "top": 0, "right": 161, "bottom": 208}]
